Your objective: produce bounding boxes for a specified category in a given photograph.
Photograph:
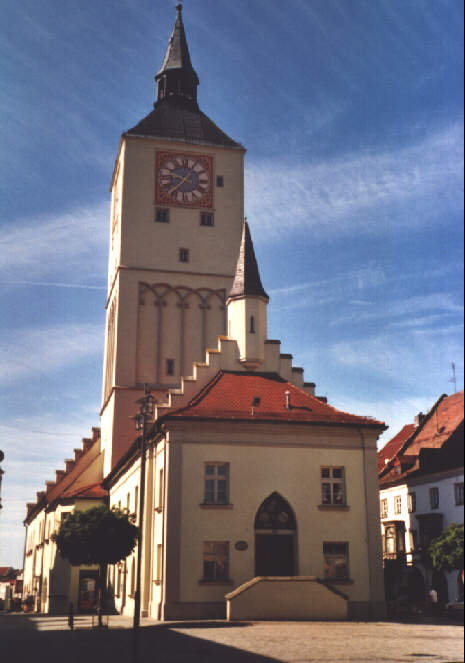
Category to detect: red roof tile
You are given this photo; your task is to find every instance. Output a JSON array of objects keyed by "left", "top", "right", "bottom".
[
  {"left": 61, "top": 482, "right": 107, "bottom": 500},
  {"left": 163, "top": 371, "right": 385, "bottom": 428},
  {"left": 377, "top": 424, "right": 416, "bottom": 472},
  {"left": 379, "top": 391, "right": 464, "bottom": 485}
]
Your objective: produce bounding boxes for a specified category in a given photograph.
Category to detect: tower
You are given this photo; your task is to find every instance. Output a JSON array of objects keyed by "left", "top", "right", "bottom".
[{"left": 101, "top": 5, "right": 245, "bottom": 474}]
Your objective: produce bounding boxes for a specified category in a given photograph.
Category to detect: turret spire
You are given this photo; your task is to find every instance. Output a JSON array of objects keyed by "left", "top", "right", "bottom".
[
  {"left": 155, "top": 3, "right": 199, "bottom": 110},
  {"left": 229, "top": 222, "right": 269, "bottom": 302}
]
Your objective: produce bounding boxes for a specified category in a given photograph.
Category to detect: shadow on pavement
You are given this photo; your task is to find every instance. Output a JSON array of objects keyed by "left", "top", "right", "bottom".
[{"left": 0, "top": 615, "right": 282, "bottom": 663}]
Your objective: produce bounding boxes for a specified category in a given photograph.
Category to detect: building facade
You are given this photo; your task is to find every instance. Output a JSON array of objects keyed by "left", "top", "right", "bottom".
[
  {"left": 23, "top": 428, "right": 107, "bottom": 614},
  {"left": 378, "top": 391, "right": 464, "bottom": 609}
]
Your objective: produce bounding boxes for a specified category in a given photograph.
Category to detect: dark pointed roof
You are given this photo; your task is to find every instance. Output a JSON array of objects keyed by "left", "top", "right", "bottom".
[
  {"left": 157, "top": 4, "right": 197, "bottom": 77},
  {"left": 228, "top": 222, "right": 269, "bottom": 301},
  {"left": 126, "top": 4, "right": 242, "bottom": 149}
]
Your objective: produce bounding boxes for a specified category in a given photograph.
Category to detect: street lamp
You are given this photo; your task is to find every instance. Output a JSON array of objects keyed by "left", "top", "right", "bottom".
[{"left": 132, "top": 383, "right": 155, "bottom": 661}]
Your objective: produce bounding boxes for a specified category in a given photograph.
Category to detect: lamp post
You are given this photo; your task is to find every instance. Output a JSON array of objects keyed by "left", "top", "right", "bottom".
[{"left": 133, "top": 383, "right": 155, "bottom": 662}]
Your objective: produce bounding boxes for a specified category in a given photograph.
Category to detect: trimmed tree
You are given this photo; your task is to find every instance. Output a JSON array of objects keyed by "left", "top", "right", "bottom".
[
  {"left": 53, "top": 505, "right": 138, "bottom": 625},
  {"left": 428, "top": 523, "right": 464, "bottom": 574}
]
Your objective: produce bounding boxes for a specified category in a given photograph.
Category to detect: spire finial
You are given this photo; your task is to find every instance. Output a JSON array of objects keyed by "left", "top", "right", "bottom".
[{"left": 176, "top": 3, "right": 183, "bottom": 14}]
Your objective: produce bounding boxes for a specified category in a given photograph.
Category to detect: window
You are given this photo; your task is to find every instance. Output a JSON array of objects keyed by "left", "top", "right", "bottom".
[
  {"left": 166, "top": 358, "right": 175, "bottom": 376},
  {"left": 321, "top": 467, "right": 346, "bottom": 506},
  {"left": 155, "top": 208, "right": 169, "bottom": 223},
  {"left": 216, "top": 175, "right": 224, "bottom": 187},
  {"left": 200, "top": 213, "right": 214, "bottom": 226},
  {"left": 130, "top": 557, "right": 135, "bottom": 596},
  {"left": 384, "top": 526, "right": 396, "bottom": 554},
  {"left": 394, "top": 495, "right": 402, "bottom": 515},
  {"left": 134, "top": 486, "right": 139, "bottom": 522},
  {"left": 157, "top": 468, "right": 164, "bottom": 510},
  {"left": 156, "top": 544, "right": 163, "bottom": 582},
  {"left": 430, "top": 487, "right": 439, "bottom": 510},
  {"left": 407, "top": 492, "right": 416, "bottom": 513},
  {"left": 203, "top": 542, "right": 229, "bottom": 581},
  {"left": 204, "top": 463, "right": 229, "bottom": 504},
  {"left": 249, "top": 316, "right": 256, "bottom": 334},
  {"left": 380, "top": 498, "right": 388, "bottom": 519},
  {"left": 454, "top": 482, "right": 464, "bottom": 506},
  {"left": 179, "top": 248, "right": 189, "bottom": 262},
  {"left": 323, "top": 543, "right": 349, "bottom": 580}
]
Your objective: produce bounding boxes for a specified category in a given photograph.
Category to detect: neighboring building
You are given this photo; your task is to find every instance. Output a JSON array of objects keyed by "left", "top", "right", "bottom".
[
  {"left": 23, "top": 428, "right": 107, "bottom": 614},
  {"left": 378, "top": 391, "right": 464, "bottom": 607},
  {"left": 0, "top": 567, "right": 21, "bottom": 610}
]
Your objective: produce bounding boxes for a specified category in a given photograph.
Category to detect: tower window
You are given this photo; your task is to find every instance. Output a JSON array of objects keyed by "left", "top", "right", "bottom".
[
  {"left": 250, "top": 316, "right": 256, "bottom": 334},
  {"left": 155, "top": 208, "right": 170, "bottom": 223},
  {"left": 166, "top": 359, "right": 175, "bottom": 376},
  {"left": 200, "top": 213, "right": 214, "bottom": 227},
  {"left": 216, "top": 175, "right": 224, "bottom": 187},
  {"left": 179, "top": 248, "right": 189, "bottom": 263}
]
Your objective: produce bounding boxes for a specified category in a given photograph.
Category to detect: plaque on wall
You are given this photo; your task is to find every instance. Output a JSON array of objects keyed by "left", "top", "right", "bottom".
[{"left": 235, "top": 540, "right": 248, "bottom": 551}]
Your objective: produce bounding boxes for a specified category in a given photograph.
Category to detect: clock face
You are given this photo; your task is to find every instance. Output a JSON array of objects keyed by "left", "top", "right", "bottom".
[{"left": 156, "top": 151, "right": 213, "bottom": 208}]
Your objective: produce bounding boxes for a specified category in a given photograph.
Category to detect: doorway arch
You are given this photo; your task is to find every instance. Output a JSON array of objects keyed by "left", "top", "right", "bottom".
[{"left": 254, "top": 492, "right": 297, "bottom": 576}]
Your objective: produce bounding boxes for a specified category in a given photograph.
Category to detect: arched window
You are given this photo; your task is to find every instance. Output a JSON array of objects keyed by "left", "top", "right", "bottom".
[{"left": 254, "top": 492, "right": 296, "bottom": 530}]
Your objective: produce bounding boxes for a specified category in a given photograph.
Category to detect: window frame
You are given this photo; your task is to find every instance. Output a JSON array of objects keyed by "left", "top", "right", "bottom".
[
  {"left": 429, "top": 486, "right": 440, "bottom": 510},
  {"left": 394, "top": 495, "right": 402, "bottom": 515},
  {"left": 200, "top": 212, "right": 215, "bottom": 227},
  {"left": 202, "top": 541, "right": 229, "bottom": 582},
  {"left": 203, "top": 462, "right": 230, "bottom": 505},
  {"left": 407, "top": 492, "right": 416, "bottom": 513},
  {"left": 323, "top": 542, "right": 349, "bottom": 581},
  {"left": 380, "top": 498, "right": 388, "bottom": 519},
  {"left": 179, "top": 248, "right": 189, "bottom": 263},
  {"left": 155, "top": 208, "right": 170, "bottom": 224},
  {"left": 454, "top": 482, "right": 464, "bottom": 506},
  {"left": 320, "top": 467, "right": 346, "bottom": 507}
]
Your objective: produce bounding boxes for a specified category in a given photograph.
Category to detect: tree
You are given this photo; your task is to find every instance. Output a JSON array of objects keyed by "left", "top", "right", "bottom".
[
  {"left": 53, "top": 505, "right": 138, "bottom": 625},
  {"left": 428, "top": 523, "right": 464, "bottom": 573}
]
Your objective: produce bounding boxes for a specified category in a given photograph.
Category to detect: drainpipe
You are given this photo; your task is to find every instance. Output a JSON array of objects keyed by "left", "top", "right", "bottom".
[{"left": 360, "top": 427, "right": 373, "bottom": 619}]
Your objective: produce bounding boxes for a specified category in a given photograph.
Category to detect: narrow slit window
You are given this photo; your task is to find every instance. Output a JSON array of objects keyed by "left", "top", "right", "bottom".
[
  {"left": 179, "top": 248, "right": 189, "bottom": 263},
  {"left": 166, "top": 359, "right": 175, "bottom": 376},
  {"left": 216, "top": 175, "right": 224, "bottom": 187},
  {"left": 250, "top": 316, "right": 256, "bottom": 334}
]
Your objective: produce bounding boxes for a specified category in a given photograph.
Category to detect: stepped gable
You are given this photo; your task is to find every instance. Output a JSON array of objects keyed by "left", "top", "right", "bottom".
[{"left": 160, "top": 370, "right": 386, "bottom": 427}]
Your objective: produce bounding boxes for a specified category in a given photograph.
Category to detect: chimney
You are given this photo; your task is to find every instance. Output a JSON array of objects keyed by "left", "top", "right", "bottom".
[
  {"left": 36, "top": 491, "right": 45, "bottom": 503},
  {"left": 74, "top": 448, "right": 84, "bottom": 462},
  {"left": 414, "top": 412, "right": 424, "bottom": 427},
  {"left": 65, "top": 459, "right": 75, "bottom": 474},
  {"left": 82, "top": 438, "right": 93, "bottom": 453},
  {"left": 91, "top": 427, "right": 100, "bottom": 442}
]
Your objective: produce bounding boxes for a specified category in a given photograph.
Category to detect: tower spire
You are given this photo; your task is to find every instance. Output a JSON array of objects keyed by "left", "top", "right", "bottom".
[{"left": 155, "top": 3, "right": 199, "bottom": 109}]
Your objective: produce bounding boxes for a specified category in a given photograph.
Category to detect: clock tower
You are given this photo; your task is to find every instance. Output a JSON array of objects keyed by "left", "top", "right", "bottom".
[{"left": 101, "top": 4, "right": 245, "bottom": 474}]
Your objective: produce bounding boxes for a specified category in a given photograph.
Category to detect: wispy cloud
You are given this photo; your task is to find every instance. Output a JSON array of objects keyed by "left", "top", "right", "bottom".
[
  {"left": 0, "top": 322, "right": 103, "bottom": 384},
  {"left": 0, "top": 202, "right": 108, "bottom": 281},
  {"left": 246, "top": 121, "right": 464, "bottom": 239}
]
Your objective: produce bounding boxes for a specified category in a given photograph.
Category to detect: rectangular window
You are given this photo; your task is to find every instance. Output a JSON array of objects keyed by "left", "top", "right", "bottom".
[
  {"left": 394, "top": 495, "right": 402, "bottom": 515},
  {"left": 323, "top": 542, "right": 349, "bottom": 580},
  {"left": 156, "top": 544, "right": 163, "bottom": 582},
  {"left": 200, "top": 213, "right": 214, "bottom": 226},
  {"left": 179, "top": 248, "right": 189, "bottom": 262},
  {"left": 321, "top": 467, "right": 346, "bottom": 506},
  {"left": 380, "top": 498, "right": 388, "bottom": 519},
  {"left": 203, "top": 541, "right": 229, "bottom": 581},
  {"left": 155, "top": 208, "right": 169, "bottom": 223},
  {"left": 407, "top": 492, "right": 416, "bottom": 513},
  {"left": 204, "top": 463, "right": 229, "bottom": 504},
  {"left": 430, "top": 487, "right": 439, "bottom": 510},
  {"left": 454, "top": 482, "right": 464, "bottom": 506},
  {"left": 157, "top": 468, "right": 164, "bottom": 510},
  {"left": 216, "top": 175, "right": 224, "bottom": 187},
  {"left": 166, "top": 358, "right": 175, "bottom": 376}
]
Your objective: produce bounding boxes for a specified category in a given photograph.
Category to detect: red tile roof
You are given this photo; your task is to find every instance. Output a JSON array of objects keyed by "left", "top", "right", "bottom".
[
  {"left": 379, "top": 391, "right": 464, "bottom": 485},
  {"left": 377, "top": 424, "right": 416, "bottom": 472},
  {"left": 163, "top": 371, "right": 386, "bottom": 428},
  {"left": 61, "top": 482, "right": 107, "bottom": 500}
]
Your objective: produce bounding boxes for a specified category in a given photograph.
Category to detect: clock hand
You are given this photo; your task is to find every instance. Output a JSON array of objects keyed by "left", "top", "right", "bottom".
[{"left": 169, "top": 173, "right": 193, "bottom": 195}]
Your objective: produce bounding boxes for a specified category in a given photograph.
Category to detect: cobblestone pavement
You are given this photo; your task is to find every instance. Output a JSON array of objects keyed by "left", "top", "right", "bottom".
[{"left": 0, "top": 613, "right": 463, "bottom": 663}]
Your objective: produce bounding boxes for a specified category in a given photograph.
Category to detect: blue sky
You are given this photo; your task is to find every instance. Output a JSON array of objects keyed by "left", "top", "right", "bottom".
[{"left": 1, "top": 0, "right": 463, "bottom": 566}]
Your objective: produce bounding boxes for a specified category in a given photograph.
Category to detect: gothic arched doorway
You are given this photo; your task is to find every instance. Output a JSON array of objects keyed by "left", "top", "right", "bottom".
[{"left": 254, "top": 492, "right": 297, "bottom": 576}]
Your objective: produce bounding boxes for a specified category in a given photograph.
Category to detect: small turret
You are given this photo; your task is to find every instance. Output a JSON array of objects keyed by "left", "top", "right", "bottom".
[{"left": 227, "top": 222, "right": 269, "bottom": 370}]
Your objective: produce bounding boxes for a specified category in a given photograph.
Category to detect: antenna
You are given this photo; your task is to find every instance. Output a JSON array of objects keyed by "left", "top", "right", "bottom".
[{"left": 450, "top": 362, "right": 457, "bottom": 394}]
